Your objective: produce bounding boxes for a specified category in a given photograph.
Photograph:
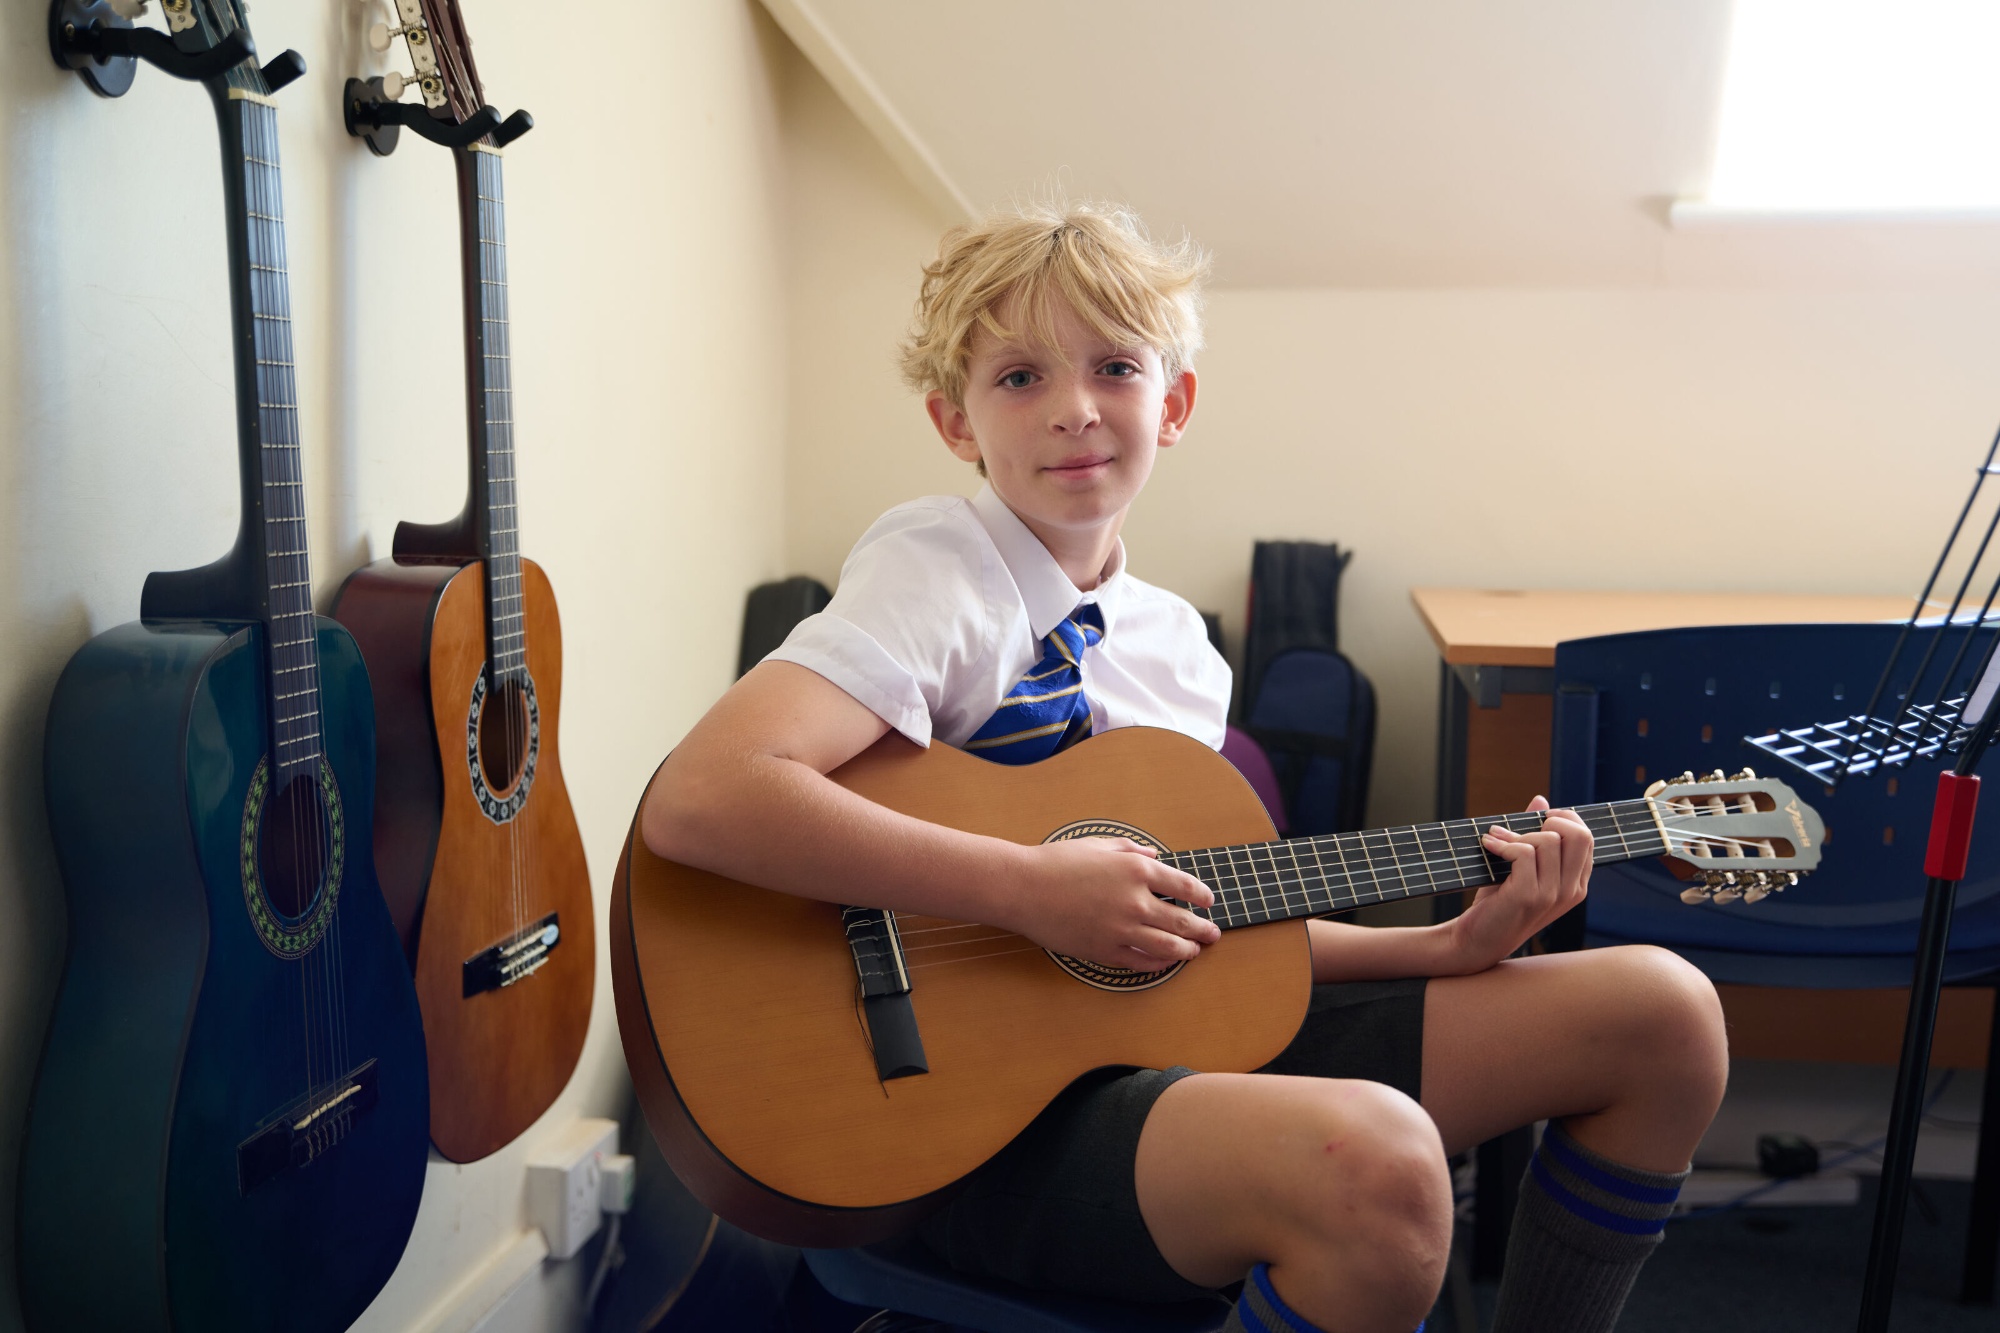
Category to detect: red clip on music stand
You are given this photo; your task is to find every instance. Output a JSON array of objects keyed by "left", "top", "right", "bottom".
[{"left": 1751, "top": 432, "right": 2000, "bottom": 1332}]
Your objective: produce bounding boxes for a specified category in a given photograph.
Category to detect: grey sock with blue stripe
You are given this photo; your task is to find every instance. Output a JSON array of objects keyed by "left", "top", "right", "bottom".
[
  {"left": 1221, "top": 1262, "right": 1424, "bottom": 1333},
  {"left": 1490, "top": 1120, "right": 1687, "bottom": 1333}
]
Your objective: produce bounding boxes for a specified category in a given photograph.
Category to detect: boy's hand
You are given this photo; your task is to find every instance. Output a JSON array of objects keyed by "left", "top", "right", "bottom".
[
  {"left": 995, "top": 836, "right": 1220, "bottom": 972},
  {"left": 1445, "top": 796, "right": 1592, "bottom": 974}
]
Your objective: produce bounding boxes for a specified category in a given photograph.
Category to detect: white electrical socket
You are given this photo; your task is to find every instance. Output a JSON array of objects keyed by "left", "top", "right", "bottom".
[{"left": 525, "top": 1117, "right": 619, "bottom": 1260}]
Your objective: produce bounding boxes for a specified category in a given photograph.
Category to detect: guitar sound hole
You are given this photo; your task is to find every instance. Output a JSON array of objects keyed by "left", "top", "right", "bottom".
[
  {"left": 478, "top": 677, "right": 530, "bottom": 795},
  {"left": 259, "top": 772, "right": 330, "bottom": 920}
]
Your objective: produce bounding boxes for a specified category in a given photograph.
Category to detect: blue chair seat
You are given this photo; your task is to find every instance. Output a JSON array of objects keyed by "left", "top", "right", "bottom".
[{"left": 804, "top": 1235, "right": 1232, "bottom": 1333}]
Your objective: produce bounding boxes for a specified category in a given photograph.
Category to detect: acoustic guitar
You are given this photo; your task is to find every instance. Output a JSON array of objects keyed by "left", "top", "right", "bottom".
[
  {"left": 331, "top": 0, "right": 592, "bottom": 1163},
  {"left": 612, "top": 726, "right": 1824, "bottom": 1247},
  {"left": 20, "top": 5, "right": 429, "bottom": 1330}
]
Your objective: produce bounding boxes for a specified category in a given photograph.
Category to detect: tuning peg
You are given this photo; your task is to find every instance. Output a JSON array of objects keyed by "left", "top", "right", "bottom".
[
  {"left": 1676, "top": 771, "right": 1696, "bottom": 785},
  {"left": 1743, "top": 883, "right": 1771, "bottom": 904},
  {"left": 1703, "top": 769, "right": 1727, "bottom": 783},
  {"left": 1784, "top": 872, "right": 1800, "bottom": 889},
  {"left": 1733, "top": 767, "right": 1757, "bottom": 780},
  {"left": 1680, "top": 886, "right": 1713, "bottom": 905},
  {"left": 368, "top": 20, "right": 396, "bottom": 53},
  {"left": 105, "top": 0, "right": 145, "bottom": 15}
]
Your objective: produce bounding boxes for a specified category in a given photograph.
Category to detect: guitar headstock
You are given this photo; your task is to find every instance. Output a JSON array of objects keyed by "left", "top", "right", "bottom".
[
  {"left": 1646, "top": 768, "right": 1825, "bottom": 906},
  {"left": 368, "top": 0, "right": 475, "bottom": 118},
  {"left": 49, "top": 0, "right": 299, "bottom": 99},
  {"left": 350, "top": 0, "right": 530, "bottom": 153}
]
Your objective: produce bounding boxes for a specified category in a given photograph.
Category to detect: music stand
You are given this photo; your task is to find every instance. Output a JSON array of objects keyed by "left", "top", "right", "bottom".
[{"left": 1750, "top": 433, "right": 2000, "bottom": 1331}]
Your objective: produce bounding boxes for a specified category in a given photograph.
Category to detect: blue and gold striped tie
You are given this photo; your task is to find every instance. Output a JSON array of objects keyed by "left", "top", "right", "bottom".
[{"left": 962, "top": 603, "right": 1105, "bottom": 765}]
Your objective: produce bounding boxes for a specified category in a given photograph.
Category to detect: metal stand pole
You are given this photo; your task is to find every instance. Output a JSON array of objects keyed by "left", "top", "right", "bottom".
[
  {"left": 1857, "top": 874, "right": 1961, "bottom": 1332},
  {"left": 1965, "top": 983, "right": 2000, "bottom": 1303},
  {"left": 1858, "top": 769, "right": 1983, "bottom": 1332}
]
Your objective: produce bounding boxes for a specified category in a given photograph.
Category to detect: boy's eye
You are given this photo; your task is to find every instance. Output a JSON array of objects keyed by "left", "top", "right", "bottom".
[
  {"left": 1101, "top": 360, "right": 1140, "bottom": 378},
  {"left": 999, "top": 369, "right": 1036, "bottom": 389}
]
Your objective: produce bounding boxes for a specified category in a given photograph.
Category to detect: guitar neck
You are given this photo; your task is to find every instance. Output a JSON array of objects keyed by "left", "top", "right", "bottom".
[
  {"left": 1167, "top": 800, "right": 1667, "bottom": 928},
  {"left": 233, "top": 89, "right": 323, "bottom": 782},
  {"left": 458, "top": 144, "right": 526, "bottom": 686}
]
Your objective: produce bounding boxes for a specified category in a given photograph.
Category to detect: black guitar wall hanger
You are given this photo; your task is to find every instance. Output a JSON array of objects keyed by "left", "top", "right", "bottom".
[
  {"left": 49, "top": 0, "right": 260, "bottom": 97},
  {"left": 344, "top": 76, "right": 532, "bottom": 158}
]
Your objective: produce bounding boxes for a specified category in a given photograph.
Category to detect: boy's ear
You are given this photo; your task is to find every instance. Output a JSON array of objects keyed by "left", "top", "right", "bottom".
[
  {"left": 927, "top": 391, "right": 984, "bottom": 466},
  {"left": 1156, "top": 369, "right": 1197, "bottom": 449}
]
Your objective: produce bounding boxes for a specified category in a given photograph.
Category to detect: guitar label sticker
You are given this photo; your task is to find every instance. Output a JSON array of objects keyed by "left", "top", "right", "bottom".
[{"left": 1042, "top": 818, "right": 1188, "bottom": 991}]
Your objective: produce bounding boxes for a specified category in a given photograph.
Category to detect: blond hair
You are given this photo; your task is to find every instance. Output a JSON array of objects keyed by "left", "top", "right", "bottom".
[{"left": 900, "top": 200, "right": 1209, "bottom": 407}]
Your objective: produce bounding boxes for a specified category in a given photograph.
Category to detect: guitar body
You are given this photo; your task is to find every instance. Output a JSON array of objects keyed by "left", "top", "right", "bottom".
[
  {"left": 20, "top": 617, "right": 429, "bottom": 1333},
  {"left": 335, "top": 555, "right": 593, "bottom": 1161},
  {"left": 612, "top": 726, "right": 1312, "bottom": 1247}
]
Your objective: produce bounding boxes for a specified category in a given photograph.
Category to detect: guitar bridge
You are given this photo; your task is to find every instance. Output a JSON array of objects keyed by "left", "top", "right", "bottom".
[
  {"left": 236, "top": 1059, "right": 379, "bottom": 1195},
  {"left": 843, "top": 906, "right": 928, "bottom": 1081},
  {"left": 462, "top": 912, "right": 561, "bottom": 997}
]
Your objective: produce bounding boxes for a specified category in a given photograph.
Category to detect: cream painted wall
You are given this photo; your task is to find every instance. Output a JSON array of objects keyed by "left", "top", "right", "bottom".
[
  {"left": 0, "top": 2, "right": 789, "bottom": 1330},
  {"left": 779, "top": 35, "right": 960, "bottom": 579},
  {"left": 777, "top": 46, "right": 1997, "bottom": 831}
]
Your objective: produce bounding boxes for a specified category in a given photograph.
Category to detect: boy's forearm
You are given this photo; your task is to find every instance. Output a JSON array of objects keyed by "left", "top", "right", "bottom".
[
  {"left": 1306, "top": 918, "right": 1475, "bottom": 983},
  {"left": 645, "top": 745, "right": 1030, "bottom": 929}
]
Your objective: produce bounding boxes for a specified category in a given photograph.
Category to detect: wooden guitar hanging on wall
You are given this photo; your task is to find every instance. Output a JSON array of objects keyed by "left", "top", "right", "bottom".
[
  {"left": 20, "top": 4, "right": 430, "bottom": 1330},
  {"left": 333, "top": 0, "right": 593, "bottom": 1164}
]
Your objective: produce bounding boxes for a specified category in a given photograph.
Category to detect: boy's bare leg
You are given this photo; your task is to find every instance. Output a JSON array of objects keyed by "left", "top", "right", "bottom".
[
  {"left": 1132, "top": 944, "right": 1726, "bottom": 1333},
  {"left": 1420, "top": 943, "right": 1728, "bottom": 1170},
  {"left": 1134, "top": 1073, "right": 1454, "bottom": 1333}
]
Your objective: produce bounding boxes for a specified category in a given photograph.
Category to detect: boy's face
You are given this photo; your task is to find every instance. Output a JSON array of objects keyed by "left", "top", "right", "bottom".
[{"left": 926, "top": 295, "right": 1195, "bottom": 576}]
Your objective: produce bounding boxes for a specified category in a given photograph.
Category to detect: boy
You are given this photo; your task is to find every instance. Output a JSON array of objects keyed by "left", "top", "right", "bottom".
[{"left": 643, "top": 202, "right": 1727, "bottom": 1333}]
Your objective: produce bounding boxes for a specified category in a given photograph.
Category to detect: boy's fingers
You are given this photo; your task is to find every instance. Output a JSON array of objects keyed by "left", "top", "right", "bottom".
[
  {"left": 1133, "top": 928, "right": 1201, "bottom": 963},
  {"left": 1148, "top": 895, "right": 1220, "bottom": 943},
  {"left": 1163, "top": 865, "right": 1215, "bottom": 909}
]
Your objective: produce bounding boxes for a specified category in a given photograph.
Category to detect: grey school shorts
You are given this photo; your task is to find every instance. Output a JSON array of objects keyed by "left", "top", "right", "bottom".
[{"left": 914, "top": 976, "right": 1429, "bottom": 1303}]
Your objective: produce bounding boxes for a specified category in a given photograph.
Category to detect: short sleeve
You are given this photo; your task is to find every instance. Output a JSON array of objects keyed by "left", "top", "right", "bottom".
[{"left": 765, "top": 500, "right": 993, "bottom": 747}]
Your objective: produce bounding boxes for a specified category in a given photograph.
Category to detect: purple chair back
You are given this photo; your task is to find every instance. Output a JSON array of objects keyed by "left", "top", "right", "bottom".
[{"left": 1221, "top": 725, "right": 1288, "bottom": 834}]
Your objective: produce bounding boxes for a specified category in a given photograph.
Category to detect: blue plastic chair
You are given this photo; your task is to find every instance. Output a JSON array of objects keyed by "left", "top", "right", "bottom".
[
  {"left": 1548, "top": 621, "right": 2000, "bottom": 1300},
  {"left": 803, "top": 1237, "right": 1232, "bottom": 1332}
]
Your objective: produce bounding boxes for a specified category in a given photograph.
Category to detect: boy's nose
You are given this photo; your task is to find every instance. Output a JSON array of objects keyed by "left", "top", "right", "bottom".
[{"left": 1048, "top": 380, "right": 1100, "bottom": 435}]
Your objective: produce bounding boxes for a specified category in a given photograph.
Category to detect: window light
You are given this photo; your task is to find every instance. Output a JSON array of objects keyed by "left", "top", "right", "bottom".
[{"left": 1702, "top": 0, "right": 2000, "bottom": 212}]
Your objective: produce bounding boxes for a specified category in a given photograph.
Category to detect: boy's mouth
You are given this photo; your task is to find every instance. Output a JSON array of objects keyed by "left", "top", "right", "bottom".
[{"left": 1045, "top": 452, "right": 1112, "bottom": 480}]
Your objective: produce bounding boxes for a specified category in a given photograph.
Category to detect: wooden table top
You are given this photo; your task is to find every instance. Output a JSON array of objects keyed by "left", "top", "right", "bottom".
[{"left": 1410, "top": 587, "right": 1921, "bottom": 668}]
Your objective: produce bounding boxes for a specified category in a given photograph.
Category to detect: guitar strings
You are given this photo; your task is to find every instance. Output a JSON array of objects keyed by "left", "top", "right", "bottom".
[{"left": 849, "top": 797, "right": 1783, "bottom": 981}]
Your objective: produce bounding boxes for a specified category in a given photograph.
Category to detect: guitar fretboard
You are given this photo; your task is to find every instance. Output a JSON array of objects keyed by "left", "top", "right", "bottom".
[
  {"left": 1166, "top": 801, "right": 1667, "bottom": 928},
  {"left": 240, "top": 91, "right": 322, "bottom": 784},
  {"left": 468, "top": 145, "right": 525, "bottom": 686}
]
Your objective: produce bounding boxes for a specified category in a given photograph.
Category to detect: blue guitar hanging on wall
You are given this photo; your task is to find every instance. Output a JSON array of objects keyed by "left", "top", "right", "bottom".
[{"left": 19, "top": 3, "right": 429, "bottom": 1330}]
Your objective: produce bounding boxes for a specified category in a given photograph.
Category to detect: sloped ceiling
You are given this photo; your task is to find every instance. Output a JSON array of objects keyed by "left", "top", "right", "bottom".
[{"left": 767, "top": 0, "right": 1736, "bottom": 287}]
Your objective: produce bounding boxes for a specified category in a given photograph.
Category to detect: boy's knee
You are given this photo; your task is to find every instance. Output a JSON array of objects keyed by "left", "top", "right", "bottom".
[
  {"left": 1601, "top": 944, "right": 1729, "bottom": 1102},
  {"left": 1293, "top": 1083, "right": 1452, "bottom": 1262}
]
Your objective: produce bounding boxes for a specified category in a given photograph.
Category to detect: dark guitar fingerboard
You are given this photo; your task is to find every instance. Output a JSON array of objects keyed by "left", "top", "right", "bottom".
[
  {"left": 239, "top": 91, "right": 323, "bottom": 785},
  {"left": 464, "top": 145, "right": 525, "bottom": 687},
  {"left": 1166, "top": 801, "right": 1669, "bottom": 928}
]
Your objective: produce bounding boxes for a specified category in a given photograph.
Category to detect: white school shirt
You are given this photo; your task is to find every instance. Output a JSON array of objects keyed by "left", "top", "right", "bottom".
[{"left": 768, "top": 485, "right": 1231, "bottom": 752}]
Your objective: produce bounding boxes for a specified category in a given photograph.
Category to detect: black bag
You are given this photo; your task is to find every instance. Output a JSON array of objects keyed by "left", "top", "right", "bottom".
[
  {"left": 1238, "top": 542, "right": 1377, "bottom": 834},
  {"left": 737, "top": 576, "right": 832, "bottom": 679}
]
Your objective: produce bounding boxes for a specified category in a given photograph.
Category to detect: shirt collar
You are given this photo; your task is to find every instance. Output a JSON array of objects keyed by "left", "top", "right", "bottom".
[{"left": 969, "top": 483, "right": 1127, "bottom": 641}]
